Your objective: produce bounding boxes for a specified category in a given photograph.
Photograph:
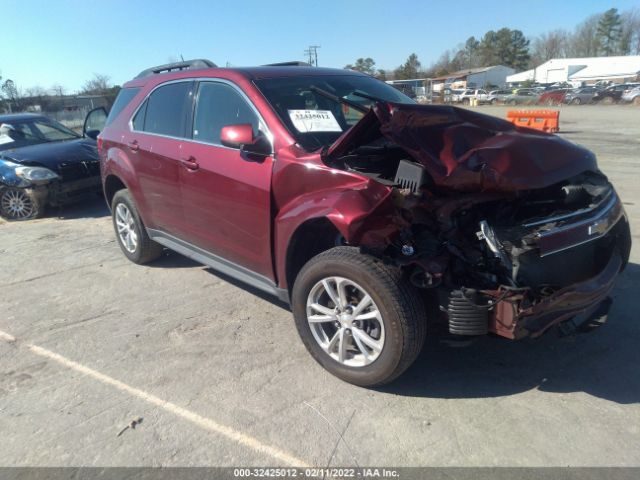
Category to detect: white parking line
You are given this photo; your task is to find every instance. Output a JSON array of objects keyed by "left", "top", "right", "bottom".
[{"left": 0, "top": 329, "right": 309, "bottom": 467}]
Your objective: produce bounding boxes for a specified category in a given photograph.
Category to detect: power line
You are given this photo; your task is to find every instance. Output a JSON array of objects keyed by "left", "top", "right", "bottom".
[{"left": 303, "top": 45, "right": 321, "bottom": 66}]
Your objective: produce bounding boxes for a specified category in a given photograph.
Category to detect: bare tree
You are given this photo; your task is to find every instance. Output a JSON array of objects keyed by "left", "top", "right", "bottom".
[
  {"left": 530, "top": 30, "right": 569, "bottom": 65},
  {"left": 51, "top": 84, "right": 66, "bottom": 96},
  {"left": 621, "top": 8, "right": 640, "bottom": 55},
  {"left": 2, "top": 79, "right": 25, "bottom": 112},
  {"left": 567, "top": 14, "right": 602, "bottom": 57},
  {"left": 81, "top": 73, "right": 112, "bottom": 95}
]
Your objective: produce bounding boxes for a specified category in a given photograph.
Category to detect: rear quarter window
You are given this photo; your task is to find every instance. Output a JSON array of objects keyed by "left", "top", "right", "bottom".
[{"left": 105, "top": 87, "right": 140, "bottom": 126}]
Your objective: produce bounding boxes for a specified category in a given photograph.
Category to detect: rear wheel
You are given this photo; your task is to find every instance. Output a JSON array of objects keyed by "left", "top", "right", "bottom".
[
  {"left": 291, "top": 247, "right": 426, "bottom": 386},
  {"left": 111, "top": 189, "right": 163, "bottom": 264},
  {"left": 571, "top": 98, "right": 581, "bottom": 105},
  {"left": 601, "top": 96, "right": 614, "bottom": 105},
  {"left": 0, "top": 187, "right": 43, "bottom": 220}
]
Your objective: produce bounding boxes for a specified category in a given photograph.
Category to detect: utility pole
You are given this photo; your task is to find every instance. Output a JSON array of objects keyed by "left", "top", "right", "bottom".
[{"left": 303, "top": 45, "right": 321, "bottom": 66}]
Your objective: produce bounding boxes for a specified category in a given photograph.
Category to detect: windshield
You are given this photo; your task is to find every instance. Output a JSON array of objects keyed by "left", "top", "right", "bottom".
[
  {"left": 254, "top": 74, "right": 414, "bottom": 151},
  {"left": 0, "top": 117, "right": 79, "bottom": 151}
]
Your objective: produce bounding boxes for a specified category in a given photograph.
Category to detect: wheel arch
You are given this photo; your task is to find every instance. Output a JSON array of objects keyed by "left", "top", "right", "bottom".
[
  {"left": 104, "top": 174, "right": 127, "bottom": 208},
  {"left": 284, "top": 217, "right": 342, "bottom": 293}
]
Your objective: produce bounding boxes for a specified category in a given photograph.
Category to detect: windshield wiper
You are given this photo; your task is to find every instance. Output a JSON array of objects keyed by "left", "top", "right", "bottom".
[
  {"left": 309, "top": 86, "right": 369, "bottom": 113},
  {"left": 350, "top": 90, "right": 386, "bottom": 103}
]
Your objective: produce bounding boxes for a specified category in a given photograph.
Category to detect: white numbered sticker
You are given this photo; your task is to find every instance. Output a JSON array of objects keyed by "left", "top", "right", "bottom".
[{"left": 288, "top": 110, "right": 342, "bottom": 132}]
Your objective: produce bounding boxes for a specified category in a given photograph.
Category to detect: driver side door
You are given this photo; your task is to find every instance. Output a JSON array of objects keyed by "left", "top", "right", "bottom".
[{"left": 179, "top": 80, "right": 275, "bottom": 279}]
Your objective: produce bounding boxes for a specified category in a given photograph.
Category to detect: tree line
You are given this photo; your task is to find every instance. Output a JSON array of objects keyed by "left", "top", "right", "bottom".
[
  {"left": 0, "top": 73, "right": 118, "bottom": 113},
  {"left": 345, "top": 7, "right": 640, "bottom": 80}
]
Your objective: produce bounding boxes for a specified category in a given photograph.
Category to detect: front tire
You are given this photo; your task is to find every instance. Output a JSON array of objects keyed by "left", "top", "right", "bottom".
[
  {"left": 291, "top": 247, "right": 426, "bottom": 387},
  {"left": 571, "top": 98, "right": 581, "bottom": 105},
  {"left": 0, "top": 187, "right": 43, "bottom": 220},
  {"left": 111, "top": 189, "right": 163, "bottom": 264}
]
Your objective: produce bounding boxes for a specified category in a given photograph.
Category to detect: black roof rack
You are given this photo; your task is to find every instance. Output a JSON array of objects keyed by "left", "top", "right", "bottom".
[
  {"left": 135, "top": 59, "right": 217, "bottom": 79},
  {"left": 262, "top": 61, "right": 311, "bottom": 67}
]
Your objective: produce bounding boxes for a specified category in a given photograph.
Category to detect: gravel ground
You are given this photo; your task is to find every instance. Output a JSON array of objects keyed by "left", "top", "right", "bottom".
[{"left": 1, "top": 104, "right": 639, "bottom": 467}]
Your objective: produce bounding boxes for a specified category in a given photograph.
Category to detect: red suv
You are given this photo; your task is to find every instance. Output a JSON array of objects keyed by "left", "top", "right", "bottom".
[{"left": 94, "top": 59, "right": 631, "bottom": 386}]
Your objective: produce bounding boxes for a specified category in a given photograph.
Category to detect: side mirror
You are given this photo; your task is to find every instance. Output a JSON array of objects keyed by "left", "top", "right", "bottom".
[
  {"left": 220, "top": 124, "right": 271, "bottom": 157},
  {"left": 83, "top": 107, "right": 108, "bottom": 139}
]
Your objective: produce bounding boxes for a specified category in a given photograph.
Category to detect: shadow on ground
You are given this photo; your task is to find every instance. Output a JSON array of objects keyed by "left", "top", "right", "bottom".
[
  {"left": 50, "top": 196, "right": 109, "bottom": 220},
  {"left": 383, "top": 262, "right": 640, "bottom": 404}
]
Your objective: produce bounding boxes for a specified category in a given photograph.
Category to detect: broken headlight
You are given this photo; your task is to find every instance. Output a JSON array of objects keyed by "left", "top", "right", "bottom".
[{"left": 15, "top": 166, "right": 58, "bottom": 183}]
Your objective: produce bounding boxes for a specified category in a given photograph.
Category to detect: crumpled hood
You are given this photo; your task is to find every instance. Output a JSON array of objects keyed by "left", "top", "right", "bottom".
[
  {"left": 0, "top": 137, "right": 98, "bottom": 170},
  {"left": 327, "top": 103, "right": 598, "bottom": 192}
]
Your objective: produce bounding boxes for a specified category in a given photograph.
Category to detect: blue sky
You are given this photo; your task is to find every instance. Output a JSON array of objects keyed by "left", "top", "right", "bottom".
[{"left": 2, "top": 0, "right": 638, "bottom": 92}]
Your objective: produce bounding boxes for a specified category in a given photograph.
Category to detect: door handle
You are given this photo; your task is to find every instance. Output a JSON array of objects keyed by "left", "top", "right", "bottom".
[
  {"left": 180, "top": 156, "right": 199, "bottom": 171},
  {"left": 128, "top": 140, "right": 139, "bottom": 151}
]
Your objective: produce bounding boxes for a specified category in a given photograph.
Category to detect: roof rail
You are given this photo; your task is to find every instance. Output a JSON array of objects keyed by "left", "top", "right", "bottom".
[
  {"left": 135, "top": 59, "right": 217, "bottom": 79},
  {"left": 262, "top": 61, "right": 311, "bottom": 67}
]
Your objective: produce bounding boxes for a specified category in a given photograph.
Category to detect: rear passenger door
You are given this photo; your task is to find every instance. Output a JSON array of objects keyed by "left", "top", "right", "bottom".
[
  {"left": 129, "top": 81, "right": 195, "bottom": 235},
  {"left": 179, "top": 80, "right": 275, "bottom": 279}
]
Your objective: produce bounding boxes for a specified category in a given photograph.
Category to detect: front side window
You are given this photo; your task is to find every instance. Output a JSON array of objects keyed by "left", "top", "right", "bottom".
[
  {"left": 192, "top": 82, "right": 259, "bottom": 145},
  {"left": 138, "top": 82, "right": 193, "bottom": 137}
]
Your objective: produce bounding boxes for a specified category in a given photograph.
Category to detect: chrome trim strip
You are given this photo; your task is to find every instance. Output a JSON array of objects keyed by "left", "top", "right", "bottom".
[
  {"left": 524, "top": 189, "right": 613, "bottom": 228},
  {"left": 536, "top": 192, "right": 623, "bottom": 257}
]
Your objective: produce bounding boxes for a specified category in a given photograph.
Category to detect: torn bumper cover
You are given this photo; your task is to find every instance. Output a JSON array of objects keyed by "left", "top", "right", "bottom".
[
  {"left": 488, "top": 199, "right": 631, "bottom": 339},
  {"left": 492, "top": 251, "right": 622, "bottom": 339}
]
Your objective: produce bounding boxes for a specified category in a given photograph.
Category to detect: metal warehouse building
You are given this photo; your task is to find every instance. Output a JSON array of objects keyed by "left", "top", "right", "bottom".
[
  {"left": 507, "top": 55, "right": 640, "bottom": 85},
  {"left": 430, "top": 65, "right": 516, "bottom": 91}
]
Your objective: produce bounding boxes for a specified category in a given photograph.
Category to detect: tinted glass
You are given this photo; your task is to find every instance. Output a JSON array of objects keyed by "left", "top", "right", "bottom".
[
  {"left": 143, "top": 82, "right": 193, "bottom": 137},
  {"left": 106, "top": 87, "right": 139, "bottom": 126},
  {"left": 132, "top": 100, "right": 147, "bottom": 131},
  {"left": 193, "top": 82, "right": 259, "bottom": 145}
]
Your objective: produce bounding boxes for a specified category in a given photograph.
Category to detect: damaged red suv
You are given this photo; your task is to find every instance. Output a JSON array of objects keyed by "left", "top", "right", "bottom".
[{"left": 97, "top": 59, "right": 631, "bottom": 386}]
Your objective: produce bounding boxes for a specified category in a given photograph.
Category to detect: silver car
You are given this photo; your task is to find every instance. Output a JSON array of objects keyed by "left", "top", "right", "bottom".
[
  {"left": 487, "top": 89, "right": 513, "bottom": 104},
  {"left": 621, "top": 86, "right": 640, "bottom": 105},
  {"left": 564, "top": 87, "right": 599, "bottom": 105}
]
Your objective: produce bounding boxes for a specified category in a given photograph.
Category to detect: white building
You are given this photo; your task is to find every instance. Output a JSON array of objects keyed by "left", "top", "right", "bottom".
[
  {"left": 507, "top": 56, "right": 640, "bottom": 85},
  {"left": 431, "top": 65, "right": 516, "bottom": 91}
]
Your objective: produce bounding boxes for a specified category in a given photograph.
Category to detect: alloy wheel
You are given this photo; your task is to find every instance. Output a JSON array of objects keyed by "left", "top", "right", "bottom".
[
  {"left": 306, "top": 276, "right": 385, "bottom": 367},
  {"left": 115, "top": 203, "right": 138, "bottom": 253},
  {"left": 1, "top": 189, "right": 35, "bottom": 220}
]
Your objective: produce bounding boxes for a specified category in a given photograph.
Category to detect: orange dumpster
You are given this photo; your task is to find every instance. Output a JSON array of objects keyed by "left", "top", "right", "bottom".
[{"left": 506, "top": 110, "right": 560, "bottom": 133}]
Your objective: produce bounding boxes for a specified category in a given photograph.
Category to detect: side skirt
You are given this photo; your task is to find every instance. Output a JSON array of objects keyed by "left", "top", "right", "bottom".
[{"left": 147, "top": 228, "right": 290, "bottom": 305}]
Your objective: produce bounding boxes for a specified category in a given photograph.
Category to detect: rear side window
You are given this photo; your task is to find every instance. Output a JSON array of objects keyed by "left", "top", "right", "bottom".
[
  {"left": 192, "top": 82, "right": 259, "bottom": 145},
  {"left": 105, "top": 87, "right": 140, "bottom": 126},
  {"left": 138, "top": 82, "right": 193, "bottom": 137}
]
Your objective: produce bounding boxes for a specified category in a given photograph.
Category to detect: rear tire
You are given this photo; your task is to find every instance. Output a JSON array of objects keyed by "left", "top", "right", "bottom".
[
  {"left": 571, "top": 98, "right": 581, "bottom": 105},
  {"left": 602, "top": 96, "right": 614, "bottom": 105},
  {"left": 291, "top": 247, "right": 426, "bottom": 387},
  {"left": 111, "top": 189, "right": 163, "bottom": 264}
]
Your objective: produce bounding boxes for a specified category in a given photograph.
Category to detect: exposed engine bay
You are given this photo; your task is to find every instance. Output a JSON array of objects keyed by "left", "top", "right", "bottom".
[{"left": 324, "top": 104, "right": 631, "bottom": 339}]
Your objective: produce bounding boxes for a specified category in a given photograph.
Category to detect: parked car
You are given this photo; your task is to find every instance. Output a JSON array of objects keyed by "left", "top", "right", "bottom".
[
  {"left": 96, "top": 59, "right": 631, "bottom": 386},
  {"left": 564, "top": 87, "right": 599, "bottom": 105},
  {"left": 593, "top": 83, "right": 640, "bottom": 104},
  {"left": 503, "top": 88, "right": 540, "bottom": 105},
  {"left": 459, "top": 89, "right": 489, "bottom": 105},
  {"left": 0, "top": 111, "right": 106, "bottom": 220},
  {"left": 487, "top": 89, "right": 512, "bottom": 104},
  {"left": 621, "top": 86, "right": 640, "bottom": 105},
  {"left": 537, "top": 88, "right": 571, "bottom": 106},
  {"left": 449, "top": 89, "right": 465, "bottom": 103}
]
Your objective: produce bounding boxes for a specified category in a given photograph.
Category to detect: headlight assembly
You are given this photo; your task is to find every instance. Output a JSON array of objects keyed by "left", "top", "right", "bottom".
[{"left": 15, "top": 166, "right": 59, "bottom": 183}]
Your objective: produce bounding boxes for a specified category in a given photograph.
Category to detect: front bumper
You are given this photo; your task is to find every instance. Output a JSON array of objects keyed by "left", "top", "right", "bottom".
[{"left": 489, "top": 196, "right": 631, "bottom": 340}]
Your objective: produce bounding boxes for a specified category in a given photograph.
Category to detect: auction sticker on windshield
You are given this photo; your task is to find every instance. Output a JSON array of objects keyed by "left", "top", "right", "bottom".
[{"left": 288, "top": 110, "right": 342, "bottom": 132}]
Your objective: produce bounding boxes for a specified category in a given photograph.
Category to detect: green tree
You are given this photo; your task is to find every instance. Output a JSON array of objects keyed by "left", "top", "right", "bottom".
[
  {"left": 394, "top": 53, "right": 421, "bottom": 79},
  {"left": 478, "top": 28, "right": 529, "bottom": 70},
  {"left": 344, "top": 57, "right": 376, "bottom": 75},
  {"left": 597, "top": 8, "right": 623, "bottom": 55}
]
